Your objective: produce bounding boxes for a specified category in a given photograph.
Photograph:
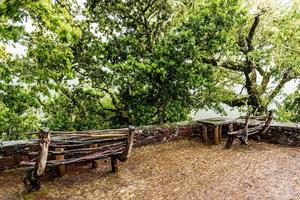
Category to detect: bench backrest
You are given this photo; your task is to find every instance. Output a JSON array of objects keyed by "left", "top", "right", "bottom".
[{"left": 21, "top": 127, "right": 135, "bottom": 170}]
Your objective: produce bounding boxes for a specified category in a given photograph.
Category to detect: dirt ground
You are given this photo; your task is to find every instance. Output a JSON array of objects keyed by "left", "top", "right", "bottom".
[{"left": 0, "top": 139, "right": 299, "bottom": 200}]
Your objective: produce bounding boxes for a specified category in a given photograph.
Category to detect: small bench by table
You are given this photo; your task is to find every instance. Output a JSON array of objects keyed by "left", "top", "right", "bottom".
[{"left": 197, "top": 118, "right": 236, "bottom": 145}]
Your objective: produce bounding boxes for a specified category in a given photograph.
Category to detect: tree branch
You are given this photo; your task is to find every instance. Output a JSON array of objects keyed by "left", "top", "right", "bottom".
[
  {"left": 267, "top": 68, "right": 293, "bottom": 103},
  {"left": 256, "top": 65, "right": 266, "bottom": 77},
  {"left": 202, "top": 57, "right": 245, "bottom": 71},
  {"left": 223, "top": 97, "right": 248, "bottom": 107},
  {"left": 142, "top": 0, "right": 158, "bottom": 14},
  {"left": 259, "top": 72, "right": 271, "bottom": 95},
  {"left": 246, "top": 14, "right": 261, "bottom": 52}
]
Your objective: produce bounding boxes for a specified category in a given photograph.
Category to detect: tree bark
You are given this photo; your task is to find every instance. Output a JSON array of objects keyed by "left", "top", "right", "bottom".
[{"left": 24, "top": 129, "right": 50, "bottom": 192}]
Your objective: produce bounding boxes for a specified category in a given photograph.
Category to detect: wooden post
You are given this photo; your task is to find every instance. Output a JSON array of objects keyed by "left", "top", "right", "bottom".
[
  {"left": 228, "top": 124, "right": 234, "bottom": 132},
  {"left": 225, "top": 136, "right": 234, "bottom": 148},
  {"left": 55, "top": 148, "right": 65, "bottom": 177},
  {"left": 90, "top": 144, "right": 100, "bottom": 169},
  {"left": 214, "top": 126, "right": 219, "bottom": 145},
  {"left": 241, "top": 114, "right": 251, "bottom": 145},
  {"left": 24, "top": 129, "right": 50, "bottom": 192},
  {"left": 202, "top": 125, "right": 208, "bottom": 143},
  {"left": 218, "top": 125, "right": 222, "bottom": 143},
  {"left": 111, "top": 156, "right": 118, "bottom": 173},
  {"left": 118, "top": 126, "right": 135, "bottom": 162},
  {"left": 225, "top": 123, "right": 235, "bottom": 148},
  {"left": 259, "top": 111, "right": 274, "bottom": 135}
]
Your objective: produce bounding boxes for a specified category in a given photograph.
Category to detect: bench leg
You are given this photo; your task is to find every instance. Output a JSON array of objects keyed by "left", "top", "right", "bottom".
[
  {"left": 228, "top": 123, "right": 234, "bottom": 132},
  {"left": 240, "top": 134, "right": 248, "bottom": 145},
  {"left": 225, "top": 136, "right": 234, "bottom": 148},
  {"left": 23, "top": 168, "right": 41, "bottom": 192},
  {"left": 111, "top": 156, "right": 118, "bottom": 173},
  {"left": 214, "top": 126, "right": 219, "bottom": 145},
  {"left": 218, "top": 125, "right": 222, "bottom": 143},
  {"left": 202, "top": 125, "right": 208, "bottom": 143},
  {"left": 55, "top": 148, "right": 65, "bottom": 177},
  {"left": 92, "top": 160, "right": 101, "bottom": 169},
  {"left": 90, "top": 144, "right": 100, "bottom": 169}
]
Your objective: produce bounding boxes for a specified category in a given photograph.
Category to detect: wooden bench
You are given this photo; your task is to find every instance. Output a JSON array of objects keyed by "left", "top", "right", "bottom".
[
  {"left": 22, "top": 126, "right": 135, "bottom": 192},
  {"left": 225, "top": 111, "right": 274, "bottom": 148}
]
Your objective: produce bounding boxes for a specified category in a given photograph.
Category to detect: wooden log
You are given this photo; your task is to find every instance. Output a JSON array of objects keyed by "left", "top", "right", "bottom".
[
  {"left": 227, "top": 129, "right": 244, "bottom": 135},
  {"left": 248, "top": 130, "right": 260, "bottom": 136},
  {"left": 23, "top": 129, "right": 50, "bottom": 192},
  {"left": 240, "top": 114, "right": 250, "bottom": 145},
  {"left": 228, "top": 123, "right": 234, "bottom": 132},
  {"left": 58, "top": 133, "right": 126, "bottom": 138},
  {"left": 248, "top": 126, "right": 263, "bottom": 131},
  {"left": 225, "top": 114, "right": 250, "bottom": 148},
  {"left": 21, "top": 149, "right": 124, "bottom": 167},
  {"left": 90, "top": 144, "right": 100, "bottom": 169},
  {"left": 28, "top": 142, "right": 126, "bottom": 156},
  {"left": 48, "top": 146, "right": 125, "bottom": 166},
  {"left": 118, "top": 126, "right": 135, "bottom": 162},
  {"left": 111, "top": 156, "right": 118, "bottom": 173},
  {"left": 244, "top": 114, "right": 251, "bottom": 130},
  {"left": 213, "top": 126, "right": 219, "bottom": 145},
  {"left": 27, "top": 143, "right": 126, "bottom": 158},
  {"left": 225, "top": 123, "right": 235, "bottom": 148},
  {"left": 229, "top": 125, "right": 263, "bottom": 137},
  {"left": 228, "top": 126, "right": 263, "bottom": 135},
  {"left": 218, "top": 125, "right": 222, "bottom": 143},
  {"left": 48, "top": 142, "right": 126, "bottom": 156},
  {"left": 240, "top": 130, "right": 248, "bottom": 145},
  {"left": 248, "top": 130, "right": 262, "bottom": 136},
  {"left": 50, "top": 128, "right": 128, "bottom": 135},
  {"left": 202, "top": 125, "right": 208, "bottom": 143},
  {"left": 225, "top": 136, "right": 234, "bottom": 148},
  {"left": 259, "top": 111, "right": 274, "bottom": 135},
  {"left": 49, "top": 137, "right": 127, "bottom": 149},
  {"left": 0, "top": 140, "right": 38, "bottom": 151},
  {"left": 55, "top": 148, "right": 65, "bottom": 177}
]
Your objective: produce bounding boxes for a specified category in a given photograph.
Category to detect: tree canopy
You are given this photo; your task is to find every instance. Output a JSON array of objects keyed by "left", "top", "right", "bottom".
[
  {"left": 0, "top": 0, "right": 299, "bottom": 140},
  {"left": 277, "top": 87, "right": 300, "bottom": 122}
]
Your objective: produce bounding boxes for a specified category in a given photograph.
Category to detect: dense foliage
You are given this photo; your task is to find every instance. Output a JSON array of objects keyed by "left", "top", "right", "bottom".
[
  {"left": 277, "top": 89, "right": 300, "bottom": 122},
  {"left": 0, "top": 0, "right": 299, "bottom": 140}
]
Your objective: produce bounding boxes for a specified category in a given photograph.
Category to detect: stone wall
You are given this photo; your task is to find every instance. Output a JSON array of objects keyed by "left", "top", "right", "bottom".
[
  {"left": 0, "top": 120, "right": 299, "bottom": 170},
  {"left": 267, "top": 123, "right": 300, "bottom": 146},
  {"left": 133, "top": 121, "right": 201, "bottom": 147}
]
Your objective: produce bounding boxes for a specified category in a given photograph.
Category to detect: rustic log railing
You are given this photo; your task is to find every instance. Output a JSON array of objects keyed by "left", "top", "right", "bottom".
[
  {"left": 225, "top": 111, "right": 274, "bottom": 148},
  {"left": 21, "top": 126, "right": 135, "bottom": 192}
]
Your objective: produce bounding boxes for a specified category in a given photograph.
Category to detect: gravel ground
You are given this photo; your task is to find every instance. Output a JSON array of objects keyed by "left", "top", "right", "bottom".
[{"left": 0, "top": 139, "right": 299, "bottom": 200}]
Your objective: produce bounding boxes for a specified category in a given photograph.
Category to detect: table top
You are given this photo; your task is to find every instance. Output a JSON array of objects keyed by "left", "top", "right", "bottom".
[{"left": 197, "top": 118, "right": 237, "bottom": 126}]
